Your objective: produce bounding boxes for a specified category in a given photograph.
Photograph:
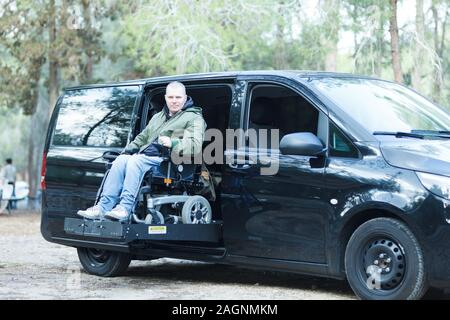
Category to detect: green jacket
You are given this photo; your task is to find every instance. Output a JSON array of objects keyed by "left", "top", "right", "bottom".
[{"left": 125, "top": 98, "right": 206, "bottom": 156}]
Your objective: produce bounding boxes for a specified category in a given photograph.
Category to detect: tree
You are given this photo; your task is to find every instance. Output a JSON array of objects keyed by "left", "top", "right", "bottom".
[
  {"left": 322, "top": 0, "right": 341, "bottom": 71},
  {"left": 1, "top": 0, "right": 114, "bottom": 199},
  {"left": 431, "top": 0, "right": 449, "bottom": 103},
  {"left": 411, "top": 0, "right": 425, "bottom": 91},
  {"left": 389, "top": 0, "right": 404, "bottom": 83},
  {"left": 0, "top": 1, "right": 48, "bottom": 199},
  {"left": 119, "top": 0, "right": 301, "bottom": 75},
  {"left": 342, "top": 0, "right": 390, "bottom": 76},
  {"left": 0, "top": 1, "right": 47, "bottom": 115}
]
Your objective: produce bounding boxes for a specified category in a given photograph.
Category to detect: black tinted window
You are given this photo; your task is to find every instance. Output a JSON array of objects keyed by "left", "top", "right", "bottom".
[
  {"left": 248, "top": 84, "right": 319, "bottom": 150},
  {"left": 53, "top": 86, "right": 139, "bottom": 147}
]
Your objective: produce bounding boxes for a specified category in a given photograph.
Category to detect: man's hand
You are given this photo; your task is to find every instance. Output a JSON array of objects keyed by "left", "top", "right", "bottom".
[
  {"left": 121, "top": 147, "right": 139, "bottom": 155},
  {"left": 158, "top": 136, "right": 172, "bottom": 148}
]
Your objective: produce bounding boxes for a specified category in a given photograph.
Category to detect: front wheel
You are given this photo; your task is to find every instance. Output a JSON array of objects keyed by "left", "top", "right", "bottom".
[
  {"left": 345, "top": 218, "right": 428, "bottom": 300},
  {"left": 77, "top": 247, "right": 131, "bottom": 277}
]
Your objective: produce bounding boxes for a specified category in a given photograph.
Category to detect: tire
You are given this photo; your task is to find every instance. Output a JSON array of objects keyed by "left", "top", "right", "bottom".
[
  {"left": 181, "top": 195, "right": 212, "bottom": 224},
  {"left": 145, "top": 209, "right": 165, "bottom": 224},
  {"left": 77, "top": 247, "right": 131, "bottom": 277},
  {"left": 345, "top": 217, "right": 428, "bottom": 300}
]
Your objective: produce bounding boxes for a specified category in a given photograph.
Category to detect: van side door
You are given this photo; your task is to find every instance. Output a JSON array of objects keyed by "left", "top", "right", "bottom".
[{"left": 221, "top": 77, "right": 330, "bottom": 263}]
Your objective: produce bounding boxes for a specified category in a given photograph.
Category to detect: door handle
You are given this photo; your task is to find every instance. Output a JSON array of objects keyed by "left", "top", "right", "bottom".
[
  {"left": 228, "top": 161, "right": 253, "bottom": 170},
  {"left": 228, "top": 163, "right": 250, "bottom": 170}
]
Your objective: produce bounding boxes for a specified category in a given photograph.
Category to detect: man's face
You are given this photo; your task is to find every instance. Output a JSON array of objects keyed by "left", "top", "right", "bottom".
[{"left": 165, "top": 86, "right": 187, "bottom": 115}]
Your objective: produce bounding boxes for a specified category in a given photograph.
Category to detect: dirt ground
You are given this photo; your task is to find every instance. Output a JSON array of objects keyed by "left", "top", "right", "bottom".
[{"left": 0, "top": 210, "right": 448, "bottom": 300}]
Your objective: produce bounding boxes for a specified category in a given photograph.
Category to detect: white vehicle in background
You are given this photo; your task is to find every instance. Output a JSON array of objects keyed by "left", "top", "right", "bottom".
[{"left": 0, "top": 180, "right": 29, "bottom": 214}]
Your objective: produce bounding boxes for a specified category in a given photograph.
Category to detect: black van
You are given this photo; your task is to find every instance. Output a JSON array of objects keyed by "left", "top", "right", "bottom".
[{"left": 41, "top": 71, "right": 450, "bottom": 300}]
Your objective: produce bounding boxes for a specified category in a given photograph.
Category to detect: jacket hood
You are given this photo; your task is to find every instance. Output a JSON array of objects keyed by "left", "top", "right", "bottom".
[
  {"left": 380, "top": 139, "right": 450, "bottom": 177},
  {"left": 163, "top": 96, "right": 201, "bottom": 118}
]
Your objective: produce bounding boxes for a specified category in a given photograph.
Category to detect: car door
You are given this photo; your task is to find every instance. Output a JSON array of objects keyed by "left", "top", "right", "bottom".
[
  {"left": 221, "top": 77, "right": 331, "bottom": 263},
  {"left": 45, "top": 85, "right": 142, "bottom": 218}
]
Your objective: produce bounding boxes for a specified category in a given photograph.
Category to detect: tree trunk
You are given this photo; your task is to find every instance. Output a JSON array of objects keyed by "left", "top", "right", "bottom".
[
  {"left": 375, "top": 12, "right": 384, "bottom": 77},
  {"left": 431, "top": 0, "right": 448, "bottom": 102},
  {"left": 30, "top": 0, "right": 58, "bottom": 204},
  {"left": 82, "top": 0, "right": 93, "bottom": 82},
  {"left": 389, "top": 0, "right": 404, "bottom": 83},
  {"left": 412, "top": 0, "right": 424, "bottom": 91},
  {"left": 324, "top": 0, "right": 340, "bottom": 72},
  {"left": 25, "top": 58, "right": 46, "bottom": 200},
  {"left": 274, "top": 2, "right": 287, "bottom": 69},
  {"left": 26, "top": 55, "right": 46, "bottom": 200},
  {"left": 27, "top": 90, "right": 50, "bottom": 206},
  {"left": 48, "top": 0, "right": 59, "bottom": 117}
]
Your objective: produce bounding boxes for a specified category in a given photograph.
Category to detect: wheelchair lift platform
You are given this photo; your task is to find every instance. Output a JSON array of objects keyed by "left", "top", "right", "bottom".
[{"left": 64, "top": 218, "right": 222, "bottom": 243}]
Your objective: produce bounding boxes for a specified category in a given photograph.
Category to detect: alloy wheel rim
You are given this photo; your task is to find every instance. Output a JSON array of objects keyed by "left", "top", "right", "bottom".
[{"left": 189, "top": 201, "right": 209, "bottom": 224}]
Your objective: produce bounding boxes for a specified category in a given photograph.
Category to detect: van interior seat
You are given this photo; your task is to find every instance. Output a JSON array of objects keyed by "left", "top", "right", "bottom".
[{"left": 249, "top": 97, "right": 276, "bottom": 129}]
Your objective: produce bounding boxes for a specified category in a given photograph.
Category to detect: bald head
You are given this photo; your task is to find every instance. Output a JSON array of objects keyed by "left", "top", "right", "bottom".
[
  {"left": 165, "top": 81, "right": 187, "bottom": 115},
  {"left": 166, "top": 81, "right": 186, "bottom": 95}
]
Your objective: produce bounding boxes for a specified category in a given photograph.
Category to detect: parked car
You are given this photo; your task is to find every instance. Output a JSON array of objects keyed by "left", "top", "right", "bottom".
[
  {"left": 0, "top": 180, "right": 29, "bottom": 214},
  {"left": 41, "top": 71, "right": 450, "bottom": 300}
]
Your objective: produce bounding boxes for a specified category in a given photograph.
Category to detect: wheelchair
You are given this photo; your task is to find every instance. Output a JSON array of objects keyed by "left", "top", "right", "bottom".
[{"left": 99, "top": 149, "right": 213, "bottom": 225}]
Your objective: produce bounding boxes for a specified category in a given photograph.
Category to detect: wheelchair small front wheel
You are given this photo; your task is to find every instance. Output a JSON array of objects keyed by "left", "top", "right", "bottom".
[
  {"left": 182, "top": 196, "right": 212, "bottom": 224},
  {"left": 145, "top": 209, "right": 165, "bottom": 224}
]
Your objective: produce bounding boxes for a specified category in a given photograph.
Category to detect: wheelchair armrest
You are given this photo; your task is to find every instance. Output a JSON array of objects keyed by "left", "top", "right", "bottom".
[{"left": 102, "top": 150, "right": 121, "bottom": 162}]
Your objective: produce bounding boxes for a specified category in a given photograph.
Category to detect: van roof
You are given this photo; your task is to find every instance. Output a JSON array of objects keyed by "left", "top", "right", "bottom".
[{"left": 64, "top": 70, "right": 377, "bottom": 91}]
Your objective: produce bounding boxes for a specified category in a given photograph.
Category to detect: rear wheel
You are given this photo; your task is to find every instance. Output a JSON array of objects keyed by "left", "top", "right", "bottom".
[
  {"left": 182, "top": 195, "right": 212, "bottom": 224},
  {"left": 77, "top": 247, "right": 131, "bottom": 277},
  {"left": 345, "top": 218, "right": 428, "bottom": 300}
]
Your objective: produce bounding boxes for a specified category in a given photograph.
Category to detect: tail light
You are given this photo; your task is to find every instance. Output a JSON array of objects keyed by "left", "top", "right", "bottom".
[{"left": 41, "top": 152, "right": 47, "bottom": 190}]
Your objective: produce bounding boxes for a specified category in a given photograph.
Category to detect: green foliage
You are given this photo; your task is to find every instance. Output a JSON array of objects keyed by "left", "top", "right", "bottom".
[
  {"left": 1, "top": 0, "right": 450, "bottom": 181},
  {"left": 0, "top": 0, "right": 47, "bottom": 114},
  {"left": 0, "top": 108, "right": 29, "bottom": 176},
  {"left": 2, "top": 0, "right": 450, "bottom": 111}
]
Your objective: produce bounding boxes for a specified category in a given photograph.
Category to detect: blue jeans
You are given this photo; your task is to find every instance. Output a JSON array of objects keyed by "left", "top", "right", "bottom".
[{"left": 97, "top": 154, "right": 163, "bottom": 214}]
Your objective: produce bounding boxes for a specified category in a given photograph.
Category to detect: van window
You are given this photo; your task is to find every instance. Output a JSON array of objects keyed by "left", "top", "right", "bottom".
[
  {"left": 310, "top": 77, "right": 450, "bottom": 133},
  {"left": 247, "top": 84, "right": 319, "bottom": 150},
  {"left": 53, "top": 86, "right": 139, "bottom": 147},
  {"left": 329, "top": 122, "right": 359, "bottom": 158}
]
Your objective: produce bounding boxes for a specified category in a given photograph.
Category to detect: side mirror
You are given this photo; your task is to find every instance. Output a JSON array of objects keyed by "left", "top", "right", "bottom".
[{"left": 280, "top": 132, "right": 327, "bottom": 156}]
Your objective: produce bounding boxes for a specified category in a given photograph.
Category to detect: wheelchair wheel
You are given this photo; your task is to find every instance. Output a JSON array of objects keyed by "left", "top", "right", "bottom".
[
  {"left": 182, "top": 195, "right": 212, "bottom": 224},
  {"left": 145, "top": 209, "right": 165, "bottom": 224}
]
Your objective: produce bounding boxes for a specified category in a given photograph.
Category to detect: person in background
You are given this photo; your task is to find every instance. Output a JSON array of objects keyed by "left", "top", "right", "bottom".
[{"left": 1, "top": 158, "right": 17, "bottom": 209}]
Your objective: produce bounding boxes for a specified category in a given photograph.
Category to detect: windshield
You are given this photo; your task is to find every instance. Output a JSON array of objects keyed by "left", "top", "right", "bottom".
[{"left": 310, "top": 77, "right": 450, "bottom": 134}]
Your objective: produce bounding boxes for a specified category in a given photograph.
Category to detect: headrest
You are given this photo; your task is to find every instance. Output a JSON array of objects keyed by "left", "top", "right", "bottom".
[{"left": 250, "top": 97, "right": 274, "bottom": 126}]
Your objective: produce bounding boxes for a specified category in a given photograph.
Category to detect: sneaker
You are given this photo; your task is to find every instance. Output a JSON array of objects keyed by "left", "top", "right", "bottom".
[
  {"left": 105, "top": 205, "right": 129, "bottom": 221},
  {"left": 77, "top": 205, "right": 103, "bottom": 219}
]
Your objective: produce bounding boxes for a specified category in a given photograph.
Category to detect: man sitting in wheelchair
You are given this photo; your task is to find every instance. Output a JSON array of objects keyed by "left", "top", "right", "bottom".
[{"left": 77, "top": 81, "right": 211, "bottom": 224}]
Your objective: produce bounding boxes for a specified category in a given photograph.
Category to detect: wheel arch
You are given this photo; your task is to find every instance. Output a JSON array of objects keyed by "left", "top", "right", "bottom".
[{"left": 333, "top": 207, "right": 425, "bottom": 277}]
